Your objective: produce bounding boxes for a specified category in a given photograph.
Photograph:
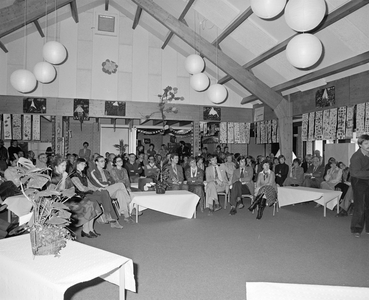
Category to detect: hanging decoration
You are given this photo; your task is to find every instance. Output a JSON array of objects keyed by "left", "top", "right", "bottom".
[
  {"left": 256, "top": 122, "right": 261, "bottom": 144},
  {"left": 73, "top": 99, "right": 90, "bottom": 130},
  {"left": 234, "top": 123, "right": 241, "bottom": 144},
  {"left": 365, "top": 102, "right": 369, "bottom": 133},
  {"left": 185, "top": 54, "right": 205, "bottom": 74},
  {"left": 190, "top": 73, "right": 210, "bottom": 92},
  {"left": 32, "top": 115, "right": 41, "bottom": 140},
  {"left": 322, "top": 109, "right": 330, "bottom": 140},
  {"left": 284, "top": 0, "right": 326, "bottom": 32},
  {"left": 219, "top": 122, "right": 228, "bottom": 144},
  {"left": 251, "top": 0, "right": 287, "bottom": 19},
  {"left": 267, "top": 120, "right": 272, "bottom": 144},
  {"left": 301, "top": 113, "right": 308, "bottom": 141},
  {"left": 3, "top": 114, "right": 11, "bottom": 140},
  {"left": 245, "top": 123, "right": 251, "bottom": 144},
  {"left": 137, "top": 128, "right": 193, "bottom": 136},
  {"left": 345, "top": 105, "right": 354, "bottom": 139},
  {"left": 33, "top": 62, "right": 56, "bottom": 83},
  {"left": 336, "top": 106, "right": 346, "bottom": 140},
  {"left": 356, "top": 103, "right": 365, "bottom": 137},
  {"left": 308, "top": 112, "right": 315, "bottom": 141},
  {"left": 286, "top": 34, "right": 322, "bottom": 69},
  {"left": 316, "top": 86, "right": 335, "bottom": 108},
  {"left": 105, "top": 101, "right": 126, "bottom": 116},
  {"left": 328, "top": 108, "right": 337, "bottom": 140},
  {"left": 207, "top": 84, "right": 228, "bottom": 104},
  {"left": 227, "top": 122, "right": 235, "bottom": 143},
  {"left": 12, "top": 114, "right": 22, "bottom": 140},
  {"left": 314, "top": 110, "right": 323, "bottom": 140},
  {"left": 23, "top": 115, "right": 32, "bottom": 141},
  {"left": 203, "top": 106, "right": 221, "bottom": 121},
  {"left": 102, "top": 59, "right": 118, "bottom": 74},
  {"left": 43, "top": 41, "right": 67, "bottom": 65},
  {"left": 239, "top": 122, "right": 246, "bottom": 144},
  {"left": 271, "top": 119, "right": 278, "bottom": 143},
  {"left": 10, "top": 70, "right": 37, "bottom": 94}
]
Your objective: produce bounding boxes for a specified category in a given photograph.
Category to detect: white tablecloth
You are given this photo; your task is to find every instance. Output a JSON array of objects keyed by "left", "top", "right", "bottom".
[
  {"left": 130, "top": 190, "right": 199, "bottom": 222},
  {"left": 278, "top": 186, "right": 341, "bottom": 216},
  {"left": 0, "top": 234, "right": 136, "bottom": 300},
  {"left": 246, "top": 282, "right": 369, "bottom": 300}
]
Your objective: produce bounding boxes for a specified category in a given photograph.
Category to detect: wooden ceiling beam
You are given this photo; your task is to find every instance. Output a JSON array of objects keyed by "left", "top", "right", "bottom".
[
  {"left": 105, "top": 0, "right": 109, "bottom": 11},
  {"left": 33, "top": 20, "right": 44, "bottom": 38},
  {"left": 241, "top": 51, "right": 369, "bottom": 104},
  {"left": 132, "top": 0, "right": 286, "bottom": 114},
  {"left": 0, "top": 40, "right": 8, "bottom": 53},
  {"left": 161, "top": 0, "right": 195, "bottom": 50},
  {"left": 153, "top": 120, "right": 163, "bottom": 126},
  {"left": 211, "top": 7, "right": 252, "bottom": 46},
  {"left": 132, "top": 6, "right": 142, "bottom": 29},
  {"left": 70, "top": 0, "right": 79, "bottom": 23},
  {"left": 218, "top": 0, "right": 369, "bottom": 85}
]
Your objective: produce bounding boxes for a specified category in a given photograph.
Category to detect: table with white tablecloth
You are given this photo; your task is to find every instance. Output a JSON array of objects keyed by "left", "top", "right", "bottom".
[
  {"left": 130, "top": 190, "right": 200, "bottom": 223},
  {"left": 277, "top": 186, "right": 341, "bottom": 216},
  {"left": 0, "top": 234, "right": 136, "bottom": 300}
]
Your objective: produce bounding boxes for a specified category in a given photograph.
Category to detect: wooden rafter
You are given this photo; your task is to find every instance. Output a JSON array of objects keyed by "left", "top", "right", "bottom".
[
  {"left": 132, "top": 6, "right": 142, "bottom": 29},
  {"left": 218, "top": 0, "right": 369, "bottom": 85},
  {"left": 70, "top": 0, "right": 79, "bottom": 23},
  {"left": 33, "top": 20, "right": 44, "bottom": 37},
  {"left": 211, "top": 7, "right": 252, "bottom": 46},
  {"left": 161, "top": 0, "right": 195, "bottom": 50},
  {"left": 105, "top": 0, "right": 109, "bottom": 11},
  {"left": 241, "top": 51, "right": 369, "bottom": 104},
  {"left": 0, "top": 40, "right": 8, "bottom": 53},
  {"left": 131, "top": 0, "right": 287, "bottom": 115}
]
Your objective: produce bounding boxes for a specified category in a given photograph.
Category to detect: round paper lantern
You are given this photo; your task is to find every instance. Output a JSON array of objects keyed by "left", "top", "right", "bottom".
[
  {"left": 185, "top": 54, "right": 205, "bottom": 74},
  {"left": 251, "top": 0, "right": 287, "bottom": 19},
  {"left": 43, "top": 41, "right": 67, "bottom": 65},
  {"left": 286, "top": 34, "right": 323, "bottom": 69},
  {"left": 285, "top": 0, "right": 326, "bottom": 32},
  {"left": 33, "top": 62, "right": 56, "bottom": 83},
  {"left": 190, "top": 73, "right": 210, "bottom": 92},
  {"left": 207, "top": 84, "right": 228, "bottom": 104},
  {"left": 10, "top": 69, "right": 37, "bottom": 93}
]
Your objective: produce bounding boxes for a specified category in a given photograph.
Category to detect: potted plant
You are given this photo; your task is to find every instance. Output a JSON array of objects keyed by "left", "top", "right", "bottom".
[{"left": 153, "top": 161, "right": 170, "bottom": 194}]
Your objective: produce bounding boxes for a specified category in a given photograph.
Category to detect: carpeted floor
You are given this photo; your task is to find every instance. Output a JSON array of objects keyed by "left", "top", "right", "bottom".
[{"left": 3, "top": 200, "right": 369, "bottom": 300}]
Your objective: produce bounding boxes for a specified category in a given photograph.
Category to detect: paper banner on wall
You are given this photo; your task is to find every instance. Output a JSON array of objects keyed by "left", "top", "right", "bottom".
[
  {"left": 0, "top": 115, "right": 2, "bottom": 139},
  {"left": 308, "top": 112, "right": 315, "bottom": 141},
  {"left": 276, "top": 121, "right": 280, "bottom": 143},
  {"left": 32, "top": 115, "right": 41, "bottom": 141},
  {"left": 272, "top": 119, "right": 278, "bottom": 143},
  {"left": 23, "top": 115, "right": 32, "bottom": 140},
  {"left": 314, "top": 110, "right": 323, "bottom": 140},
  {"left": 329, "top": 108, "right": 337, "bottom": 140},
  {"left": 234, "top": 123, "right": 241, "bottom": 143},
  {"left": 266, "top": 120, "right": 271, "bottom": 143},
  {"left": 55, "top": 116, "right": 63, "bottom": 155},
  {"left": 301, "top": 113, "right": 308, "bottom": 141},
  {"left": 356, "top": 103, "right": 365, "bottom": 137},
  {"left": 345, "top": 105, "right": 354, "bottom": 138},
  {"left": 12, "top": 114, "right": 22, "bottom": 140},
  {"left": 365, "top": 103, "right": 369, "bottom": 133},
  {"left": 219, "top": 122, "right": 228, "bottom": 144},
  {"left": 322, "top": 110, "right": 330, "bottom": 140},
  {"left": 256, "top": 122, "right": 261, "bottom": 144},
  {"left": 306, "top": 141, "right": 313, "bottom": 155},
  {"left": 260, "top": 121, "right": 266, "bottom": 144},
  {"left": 227, "top": 122, "right": 235, "bottom": 143},
  {"left": 336, "top": 106, "right": 347, "bottom": 140},
  {"left": 245, "top": 123, "right": 250, "bottom": 144},
  {"left": 239, "top": 122, "right": 245, "bottom": 144},
  {"left": 3, "top": 114, "right": 11, "bottom": 140}
]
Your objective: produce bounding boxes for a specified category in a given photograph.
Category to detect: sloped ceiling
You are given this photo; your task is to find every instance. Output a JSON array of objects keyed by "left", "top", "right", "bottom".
[{"left": 1, "top": 0, "right": 369, "bottom": 108}]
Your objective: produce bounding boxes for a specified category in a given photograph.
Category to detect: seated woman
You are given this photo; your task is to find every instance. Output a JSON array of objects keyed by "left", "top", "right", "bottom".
[
  {"left": 166, "top": 153, "right": 188, "bottom": 191},
  {"left": 320, "top": 159, "right": 342, "bottom": 190},
  {"left": 110, "top": 156, "right": 131, "bottom": 191},
  {"left": 248, "top": 160, "right": 277, "bottom": 219},
  {"left": 274, "top": 155, "right": 289, "bottom": 186},
  {"left": 283, "top": 158, "right": 304, "bottom": 186},
  {"left": 144, "top": 155, "right": 160, "bottom": 179},
  {"left": 185, "top": 157, "right": 205, "bottom": 212}
]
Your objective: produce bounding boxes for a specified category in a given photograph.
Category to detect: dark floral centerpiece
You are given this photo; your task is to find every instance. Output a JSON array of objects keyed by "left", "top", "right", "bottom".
[
  {"left": 16, "top": 158, "right": 74, "bottom": 256},
  {"left": 153, "top": 161, "right": 170, "bottom": 194}
]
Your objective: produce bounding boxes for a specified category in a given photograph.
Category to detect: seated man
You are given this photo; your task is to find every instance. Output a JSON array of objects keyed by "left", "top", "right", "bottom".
[
  {"left": 144, "top": 155, "right": 160, "bottom": 179},
  {"left": 205, "top": 155, "right": 228, "bottom": 214},
  {"left": 166, "top": 153, "right": 188, "bottom": 190},
  {"left": 301, "top": 156, "right": 324, "bottom": 188},
  {"left": 89, "top": 156, "right": 134, "bottom": 223},
  {"left": 185, "top": 156, "right": 205, "bottom": 212},
  {"left": 124, "top": 153, "right": 143, "bottom": 183},
  {"left": 229, "top": 156, "right": 252, "bottom": 216},
  {"left": 283, "top": 158, "right": 304, "bottom": 186},
  {"left": 4, "top": 157, "right": 21, "bottom": 187}
]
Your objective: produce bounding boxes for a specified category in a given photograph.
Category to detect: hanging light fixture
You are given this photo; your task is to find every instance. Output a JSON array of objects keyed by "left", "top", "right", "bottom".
[
  {"left": 207, "top": 83, "right": 228, "bottom": 104},
  {"left": 190, "top": 73, "right": 210, "bottom": 92},
  {"left": 185, "top": 54, "right": 205, "bottom": 74},
  {"left": 251, "top": 0, "right": 287, "bottom": 19},
  {"left": 33, "top": 61, "right": 56, "bottom": 83}
]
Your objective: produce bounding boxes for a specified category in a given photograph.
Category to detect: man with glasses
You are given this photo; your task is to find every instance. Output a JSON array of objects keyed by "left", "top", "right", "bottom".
[
  {"left": 90, "top": 156, "right": 133, "bottom": 223},
  {"left": 144, "top": 155, "right": 159, "bottom": 179},
  {"left": 124, "top": 153, "right": 143, "bottom": 183}
]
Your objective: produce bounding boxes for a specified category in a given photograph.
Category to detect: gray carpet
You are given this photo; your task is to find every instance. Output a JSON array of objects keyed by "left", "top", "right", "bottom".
[{"left": 61, "top": 200, "right": 369, "bottom": 300}]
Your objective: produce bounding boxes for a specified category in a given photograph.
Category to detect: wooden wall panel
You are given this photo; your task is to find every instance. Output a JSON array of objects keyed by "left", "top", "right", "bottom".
[{"left": 350, "top": 71, "right": 369, "bottom": 104}]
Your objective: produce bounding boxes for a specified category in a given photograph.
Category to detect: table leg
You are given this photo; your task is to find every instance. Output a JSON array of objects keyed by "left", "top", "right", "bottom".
[
  {"left": 136, "top": 205, "right": 139, "bottom": 223},
  {"left": 119, "top": 264, "right": 126, "bottom": 300},
  {"left": 324, "top": 203, "right": 327, "bottom": 217},
  {"left": 337, "top": 197, "right": 340, "bottom": 214},
  {"left": 193, "top": 209, "right": 196, "bottom": 219}
]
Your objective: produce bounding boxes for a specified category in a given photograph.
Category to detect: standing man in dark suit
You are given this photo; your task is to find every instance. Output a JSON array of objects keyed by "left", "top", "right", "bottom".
[
  {"left": 177, "top": 141, "right": 190, "bottom": 163},
  {"left": 79, "top": 142, "right": 91, "bottom": 161}
]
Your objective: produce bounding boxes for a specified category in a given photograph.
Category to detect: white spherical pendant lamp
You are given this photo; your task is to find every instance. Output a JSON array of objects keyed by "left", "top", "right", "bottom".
[
  {"left": 207, "top": 84, "right": 228, "bottom": 104},
  {"left": 251, "top": 0, "right": 287, "bottom": 19},
  {"left": 285, "top": 0, "right": 326, "bottom": 32},
  {"left": 10, "top": 69, "right": 37, "bottom": 93},
  {"left": 286, "top": 34, "right": 323, "bottom": 69},
  {"left": 33, "top": 62, "right": 56, "bottom": 83},
  {"left": 43, "top": 41, "right": 67, "bottom": 65},
  {"left": 190, "top": 73, "right": 210, "bottom": 92},
  {"left": 185, "top": 54, "right": 205, "bottom": 74}
]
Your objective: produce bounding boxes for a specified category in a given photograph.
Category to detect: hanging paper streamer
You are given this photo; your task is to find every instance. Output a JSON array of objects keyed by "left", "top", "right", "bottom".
[
  {"left": 345, "top": 105, "right": 354, "bottom": 139},
  {"left": 32, "top": 115, "right": 41, "bottom": 140},
  {"left": 23, "top": 115, "right": 32, "bottom": 140},
  {"left": 365, "top": 103, "right": 369, "bottom": 133},
  {"left": 219, "top": 122, "right": 228, "bottom": 144},
  {"left": 306, "top": 141, "right": 313, "bottom": 155},
  {"left": 0, "top": 115, "right": 2, "bottom": 139},
  {"left": 261, "top": 121, "right": 267, "bottom": 144},
  {"left": 356, "top": 103, "right": 365, "bottom": 137},
  {"left": 301, "top": 113, "right": 308, "bottom": 141},
  {"left": 255, "top": 122, "right": 260, "bottom": 144},
  {"left": 329, "top": 108, "right": 337, "bottom": 140},
  {"left": 322, "top": 110, "right": 330, "bottom": 140},
  {"left": 314, "top": 111, "right": 323, "bottom": 140},
  {"left": 336, "top": 106, "right": 346, "bottom": 140},
  {"left": 3, "top": 114, "right": 12, "bottom": 140},
  {"left": 55, "top": 116, "right": 63, "bottom": 155},
  {"left": 308, "top": 112, "right": 315, "bottom": 141},
  {"left": 276, "top": 121, "right": 280, "bottom": 143},
  {"left": 227, "top": 122, "right": 234, "bottom": 143},
  {"left": 12, "top": 114, "right": 22, "bottom": 140},
  {"left": 64, "top": 117, "right": 70, "bottom": 155},
  {"left": 266, "top": 120, "right": 271, "bottom": 143},
  {"left": 239, "top": 122, "right": 245, "bottom": 144},
  {"left": 272, "top": 119, "right": 278, "bottom": 143},
  {"left": 234, "top": 123, "right": 241, "bottom": 144},
  {"left": 245, "top": 123, "right": 250, "bottom": 144}
]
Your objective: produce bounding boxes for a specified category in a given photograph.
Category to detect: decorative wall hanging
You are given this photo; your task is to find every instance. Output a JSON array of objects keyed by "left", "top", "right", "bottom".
[
  {"left": 234, "top": 123, "right": 241, "bottom": 144},
  {"left": 219, "top": 122, "right": 227, "bottom": 144},
  {"left": 245, "top": 123, "right": 250, "bottom": 144},
  {"left": 32, "top": 115, "right": 40, "bottom": 141},
  {"left": 23, "top": 98, "right": 46, "bottom": 113},
  {"left": 301, "top": 113, "right": 308, "bottom": 141},
  {"left": 272, "top": 119, "right": 278, "bottom": 143},
  {"left": 239, "top": 123, "right": 246, "bottom": 144},
  {"left": 63, "top": 117, "right": 70, "bottom": 155},
  {"left": 227, "top": 122, "right": 234, "bottom": 143},
  {"left": 308, "top": 112, "right": 315, "bottom": 141},
  {"left": 267, "top": 120, "right": 272, "bottom": 144},
  {"left": 260, "top": 121, "right": 266, "bottom": 144},
  {"left": 3, "top": 114, "right": 11, "bottom": 140},
  {"left": 203, "top": 106, "right": 221, "bottom": 121},
  {"left": 346, "top": 105, "right": 354, "bottom": 138},
  {"left": 105, "top": 101, "right": 126, "bottom": 116},
  {"left": 329, "top": 108, "right": 338, "bottom": 140},
  {"left": 365, "top": 102, "right": 369, "bottom": 133},
  {"left": 51, "top": 116, "right": 56, "bottom": 155},
  {"left": 322, "top": 110, "right": 330, "bottom": 140},
  {"left": 336, "top": 106, "right": 346, "bottom": 140},
  {"left": 12, "top": 114, "right": 22, "bottom": 140},
  {"left": 55, "top": 116, "right": 63, "bottom": 155},
  {"left": 356, "top": 103, "right": 365, "bottom": 137},
  {"left": 73, "top": 99, "right": 90, "bottom": 130},
  {"left": 256, "top": 122, "right": 261, "bottom": 144},
  {"left": 23, "top": 115, "right": 32, "bottom": 141},
  {"left": 102, "top": 59, "right": 118, "bottom": 74},
  {"left": 314, "top": 110, "right": 323, "bottom": 140},
  {"left": 315, "top": 86, "right": 335, "bottom": 108}
]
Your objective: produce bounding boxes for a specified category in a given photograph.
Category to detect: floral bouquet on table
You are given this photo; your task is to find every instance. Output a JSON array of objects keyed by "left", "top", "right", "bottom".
[
  {"left": 15, "top": 158, "right": 75, "bottom": 256},
  {"left": 152, "top": 161, "right": 170, "bottom": 194}
]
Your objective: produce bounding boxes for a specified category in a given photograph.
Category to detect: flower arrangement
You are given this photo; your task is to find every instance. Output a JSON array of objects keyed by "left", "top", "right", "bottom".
[
  {"left": 153, "top": 161, "right": 171, "bottom": 194},
  {"left": 16, "top": 158, "right": 74, "bottom": 256},
  {"left": 113, "top": 139, "right": 129, "bottom": 156}
]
